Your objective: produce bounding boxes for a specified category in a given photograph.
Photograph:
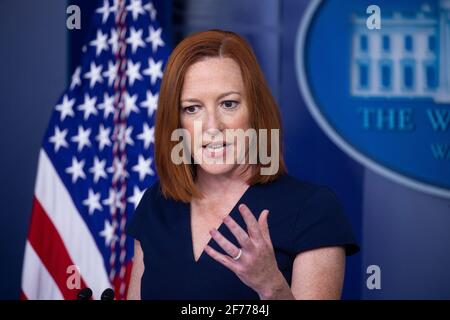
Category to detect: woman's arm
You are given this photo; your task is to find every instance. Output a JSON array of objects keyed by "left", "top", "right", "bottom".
[
  {"left": 127, "top": 240, "right": 145, "bottom": 300},
  {"left": 291, "top": 246, "right": 346, "bottom": 299}
]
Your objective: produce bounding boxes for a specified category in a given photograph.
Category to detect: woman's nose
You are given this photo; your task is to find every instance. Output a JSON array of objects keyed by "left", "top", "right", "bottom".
[{"left": 203, "top": 107, "right": 224, "bottom": 132}]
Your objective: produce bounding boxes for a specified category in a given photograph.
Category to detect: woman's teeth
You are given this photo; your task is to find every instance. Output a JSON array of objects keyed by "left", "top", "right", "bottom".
[
  {"left": 206, "top": 144, "right": 224, "bottom": 150},
  {"left": 202, "top": 143, "right": 230, "bottom": 158}
]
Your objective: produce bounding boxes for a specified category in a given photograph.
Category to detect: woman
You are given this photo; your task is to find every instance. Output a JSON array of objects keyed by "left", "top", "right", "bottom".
[{"left": 126, "top": 29, "right": 359, "bottom": 300}]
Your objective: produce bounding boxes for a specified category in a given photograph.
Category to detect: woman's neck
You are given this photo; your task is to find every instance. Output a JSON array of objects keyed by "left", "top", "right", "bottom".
[{"left": 195, "top": 165, "right": 252, "bottom": 199}]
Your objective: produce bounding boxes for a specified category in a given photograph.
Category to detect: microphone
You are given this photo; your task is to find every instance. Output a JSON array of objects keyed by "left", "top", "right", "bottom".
[
  {"left": 77, "top": 287, "right": 92, "bottom": 300},
  {"left": 100, "top": 288, "right": 115, "bottom": 300}
]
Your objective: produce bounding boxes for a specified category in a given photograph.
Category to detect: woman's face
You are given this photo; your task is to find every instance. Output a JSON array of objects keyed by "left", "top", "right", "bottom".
[{"left": 180, "top": 57, "right": 250, "bottom": 177}]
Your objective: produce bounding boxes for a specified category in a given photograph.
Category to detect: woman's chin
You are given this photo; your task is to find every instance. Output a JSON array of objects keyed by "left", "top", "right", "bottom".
[
  {"left": 197, "top": 162, "right": 238, "bottom": 176},
  {"left": 193, "top": 144, "right": 248, "bottom": 176}
]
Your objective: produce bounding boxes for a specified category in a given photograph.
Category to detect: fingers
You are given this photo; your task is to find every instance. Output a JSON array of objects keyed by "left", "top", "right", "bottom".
[
  {"left": 258, "top": 210, "right": 272, "bottom": 245},
  {"left": 204, "top": 245, "right": 237, "bottom": 271},
  {"left": 223, "top": 215, "right": 251, "bottom": 248},
  {"left": 238, "top": 204, "right": 262, "bottom": 239},
  {"left": 209, "top": 228, "right": 241, "bottom": 258}
]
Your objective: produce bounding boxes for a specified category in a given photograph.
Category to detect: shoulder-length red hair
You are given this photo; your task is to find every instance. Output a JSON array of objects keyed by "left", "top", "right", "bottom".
[{"left": 155, "top": 29, "right": 287, "bottom": 202}]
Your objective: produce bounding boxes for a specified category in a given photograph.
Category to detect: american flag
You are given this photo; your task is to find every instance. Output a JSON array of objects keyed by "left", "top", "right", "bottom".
[{"left": 21, "top": 0, "right": 169, "bottom": 300}]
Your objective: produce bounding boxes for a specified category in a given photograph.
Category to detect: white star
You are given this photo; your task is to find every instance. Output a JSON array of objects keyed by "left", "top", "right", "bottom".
[
  {"left": 102, "top": 60, "right": 118, "bottom": 87},
  {"left": 96, "top": 124, "right": 112, "bottom": 151},
  {"left": 90, "top": 29, "right": 109, "bottom": 56},
  {"left": 99, "top": 220, "right": 117, "bottom": 246},
  {"left": 126, "top": 27, "right": 146, "bottom": 54},
  {"left": 137, "top": 123, "right": 154, "bottom": 149},
  {"left": 77, "top": 94, "right": 98, "bottom": 120},
  {"left": 132, "top": 155, "right": 154, "bottom": 181},
  {"left": 140, "top": 90, "right": 158, "bottom": 117},
  {"left": 55, "top": 95, "right": 75, "bottom": 121},
  {"left": 123, "top": 92, "right": 140, "bottom": 116},
  {"left": 146, "top": 26, "right": 165, "bottom": 53},
  {"left": 126, "top": 0, "right": 145, "bottom": 21},
  {"left": 125, "top": 126, "right": 134, "bottom": 146},
  {"left": 108, "top": 158, "right": 128, "bottom": 183},
  {"left": 143, "top": 58, "right": 163, "bottom": 85},
  {"left": 71, "top": 125, "right": 92, "bottom": 152},
  {"left": 109, "top": 29, "right": 119, "bottom": 55},
  {"left": 126, "top": 60, "right": 143, "bottom": 86},
  {"left": 65, "top": 157, "right": 86, "bottom": 183},
  {"left": 49, "top": 126, "right": 69, "bottom": 152},
  {"left": 89, "top": 157, "right": 107, "bottom": 183},
  {"left": 70, "top": 67, "right": 81, "bottom": 90},
  {"left": 144, "top": 1, "right": 157, "bottom": 20},
  {"left": 103, "top": 188, "right": 123, "bottom": 210},
  {"left": 96, "top": 0, "right": 112, "bottom": 24},
  {"left": 83, "top": 189, "right": 102, "bottom": 215},
  {"left": 127, "top": 186, "right": 145, "bottom": 209},
  {"left": 118, "top": 125, "right": 135, "bottom": 149},
  {"left": 110, "top": 0, "right": 119, "bottom": 15},
  {"left": 84, "top": 62, "right": 103, "bottom": 88},
  {"left": 98, "top": 93, "right": 115, "bottom": 119}
]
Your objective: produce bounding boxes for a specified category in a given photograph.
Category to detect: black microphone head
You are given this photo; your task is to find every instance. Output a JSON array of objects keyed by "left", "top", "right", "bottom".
[
  {"left": 77, "top": 287, "right": 92, "bottom": 300},
  {"left": 101, "top": 288, "right": 115, "bottom": 300}
]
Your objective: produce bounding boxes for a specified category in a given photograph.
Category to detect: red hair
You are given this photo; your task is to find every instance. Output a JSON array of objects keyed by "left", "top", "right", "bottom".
[{"left": 155, "top": 29, "right": 287, "bottom": 202}]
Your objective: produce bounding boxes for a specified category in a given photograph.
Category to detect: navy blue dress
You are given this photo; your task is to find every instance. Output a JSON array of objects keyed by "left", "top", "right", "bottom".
[{"left": 126, "top": 174, "right": 359, "bottom": 300}]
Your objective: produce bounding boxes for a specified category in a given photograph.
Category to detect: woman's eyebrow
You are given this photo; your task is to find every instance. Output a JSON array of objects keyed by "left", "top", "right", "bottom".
[
  {"left": 180, "top": 91, "right": 241, "bottom": 103},
  {"left": 216, "top": 91, "right": 241, "bottom": 100}
]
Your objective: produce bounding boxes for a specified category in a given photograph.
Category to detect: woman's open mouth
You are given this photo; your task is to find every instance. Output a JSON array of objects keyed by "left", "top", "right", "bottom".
[{"left": 202, "top": 142, "right": 232, "bottom": 158}]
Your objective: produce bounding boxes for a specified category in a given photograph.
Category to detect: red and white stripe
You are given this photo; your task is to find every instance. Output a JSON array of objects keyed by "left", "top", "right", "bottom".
[
  {"left": 21, "top": 150, "right": 111, "bottom": 300},
  {"left": 110, "top": 0, "right": 129, "bottom": 299}
]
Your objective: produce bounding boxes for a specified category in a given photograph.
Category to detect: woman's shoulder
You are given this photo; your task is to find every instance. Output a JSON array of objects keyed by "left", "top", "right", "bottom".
[
  {"left": 266, "top": 174, "right": 359, "bottom": 256},
  {"left": 128, "top": 180, "right": 182, "bottom": 230},
  {"left": 138, "top": 180, "right": 159, "bottom": 205},
  {"left": 141, "top": 179, "right": 162, "bottom": 197},
  {"left": 136, "top": 180, "right": 177, "bottom": 215},
  {"left": 260, "top": 174, "right": 338, "bottom": 206},
  {"left": 126, "top": 181, "right": 162, "bottom": 240},
  {"left": 139, "top": 180, "right": 172, "bottom": 207}
]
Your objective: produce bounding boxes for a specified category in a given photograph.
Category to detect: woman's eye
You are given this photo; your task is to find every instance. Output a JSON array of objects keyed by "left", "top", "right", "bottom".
[
  {"left": 221, "top": 100, "right": 239, "bottom": 109},
  {"left": 182, "top": 105, "right": 199, "bottom": 114}
]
